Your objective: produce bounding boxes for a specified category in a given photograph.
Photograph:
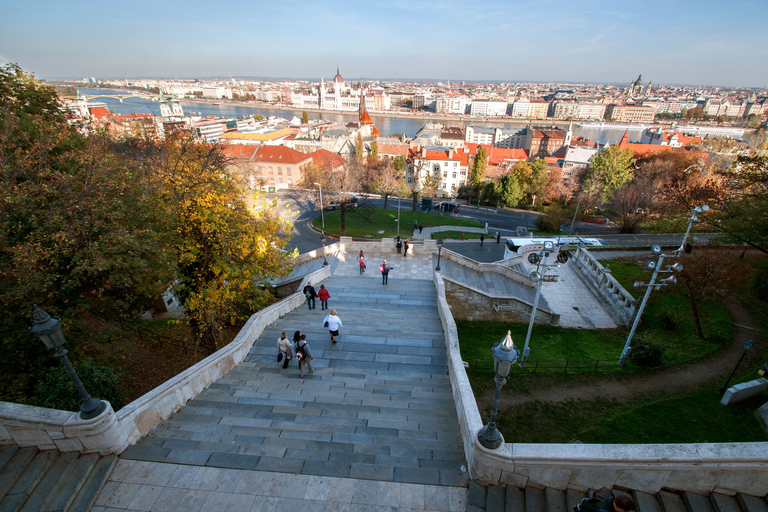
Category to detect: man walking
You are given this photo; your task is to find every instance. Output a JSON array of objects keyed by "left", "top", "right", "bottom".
[
  {"left": 496, "top": 231, "right": 501, "bottom": 244},
  {"left": 303, "top": 282, "right": 317, "bottom": 310},
  {"left": 403, "top": 238, "right": 409, "bottom": 258},
  {"left": 480, "top": 234, "right": 484, "bottom": 246},
  {"left": 380, "top": 260, "right": 391, "bottom": 285}
]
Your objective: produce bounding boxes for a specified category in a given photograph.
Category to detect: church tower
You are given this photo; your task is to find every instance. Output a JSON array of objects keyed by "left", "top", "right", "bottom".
[
  {"left": 564, "top": 121, "right": 573, "bottom": 147},
  {"left": 171, "top": 92, "right": 184, "bottom": 116},
  {"left": 158, "top": 93, "right": 172, "bottom": 117}
]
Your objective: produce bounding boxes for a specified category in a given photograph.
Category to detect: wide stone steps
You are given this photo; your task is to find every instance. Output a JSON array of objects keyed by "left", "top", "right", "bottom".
[
  {"left": 467, "top": 482, "right": 768, "bottom": 512},
  {"left": 122, "top": 274, "right": 471, "bottom": 488},
  {"left": 0, "top": 444, "right": 116, "bottom": 512}
]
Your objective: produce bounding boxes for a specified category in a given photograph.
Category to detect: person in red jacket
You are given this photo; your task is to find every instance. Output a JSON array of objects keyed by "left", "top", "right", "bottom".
[{"left": 317, "top": 284, "right": 330, "bottom": 310}]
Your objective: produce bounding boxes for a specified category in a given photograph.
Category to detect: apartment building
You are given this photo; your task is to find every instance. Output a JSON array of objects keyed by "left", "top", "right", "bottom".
[
  {"left": 551, "top": 101, "right": 606, "bottom": 120},
  {"left": 605, "top": 104, "right": 656, "bottom": 123},
  {"left": 469, "top": 100, "right": 508, "bottom": 117},
  {"left": 407, "top": 146, "right": 470, "bottom": 198}
]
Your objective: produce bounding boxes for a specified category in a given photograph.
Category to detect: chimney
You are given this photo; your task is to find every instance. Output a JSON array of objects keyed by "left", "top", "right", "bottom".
[{"left": 448, "top": 148, "right": 454, "bottom": 158}]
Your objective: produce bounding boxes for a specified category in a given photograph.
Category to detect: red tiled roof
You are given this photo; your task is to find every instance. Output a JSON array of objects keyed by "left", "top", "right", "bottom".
[
  {"left": 253, "top": 145, "right": 313, "bottom": 165},
  {"left": 309, "top": 149, "right": 345, "bottom": 170},
  {"left": 378, "top": 143, "right": 408, "bottom": 157},
  {"left": 618, "top": 130, "right": 672, "bottom": 156},
  {"left": 221, "top": 144, "right": 258, "bottom": 160},
  {"left": 89, "top": 106, "right": 110, "bottom": 119}
]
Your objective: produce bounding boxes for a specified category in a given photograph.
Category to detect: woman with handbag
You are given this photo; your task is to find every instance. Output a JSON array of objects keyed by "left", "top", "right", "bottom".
[
  {"left": 277, "top": 331, "right": 292, "bottom": 369},
  {"left": 323, "top": 309, "right": 343, "bottom": 344}
]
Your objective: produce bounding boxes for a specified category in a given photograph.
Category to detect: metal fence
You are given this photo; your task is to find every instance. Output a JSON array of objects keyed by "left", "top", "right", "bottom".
[{"left": 465, "top": 358, "right": 627, "bottom": 374}]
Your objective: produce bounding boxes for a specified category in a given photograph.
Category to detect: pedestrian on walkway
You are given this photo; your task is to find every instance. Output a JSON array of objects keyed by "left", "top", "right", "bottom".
[
  {"left": 496, "top": 231, "right": 501, "bottom": 244},
  {"left": 574, "top": 488, "right": 635, "bottom": 512},
  {"left": 359, "top": 249, "right": 364, "bottom": 261},
  {"left": 480, "top": 234, "right": 485, "bottom": 246},
  {"left": 295, "top": 334, "right": 314, "bottom": 378},
  {"left": 403, "top": 238, "right": 409, "bottom": 257},
  {"left": 380, "top": 260, "right": 391, "bottom": 285},
  {"left": 413, "top": 219, "right": 418, "bottom": 231},
  {"left": 292, "top": 330, "right": 301, "bottom": 355},
  {"left": 396, "top": 236, "right": 402, "bottom": 254},
  {"left": 317, "top": 284, "right": 330, "bottom": 310},
  {"left": 323, "top": 309, "right": 343, "bottom": 344},
  {"left": 359, "top": 253, "right": 366, "bottom": 274},
  {"left": 277, "top": 332, "right": 292, "bottom": 369},
  {"left": 418, "top": 223, "right": 423, "bottom": 234},
  {"left": 303, "top": 282, "right": 317, "bottom": 310}
]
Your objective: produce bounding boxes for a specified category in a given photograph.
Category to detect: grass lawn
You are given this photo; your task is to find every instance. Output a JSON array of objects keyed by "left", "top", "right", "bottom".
[
  {"left": 313, "top": 207, "right": 482, "bottom": 238},
  {"left": 494, "top": 385, "right": 768, "bottom": 443}
]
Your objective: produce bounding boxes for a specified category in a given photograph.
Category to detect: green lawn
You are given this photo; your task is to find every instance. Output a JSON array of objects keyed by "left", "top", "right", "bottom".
[{"left": 313, "top": 207, "right": 482, "bottom": 238}]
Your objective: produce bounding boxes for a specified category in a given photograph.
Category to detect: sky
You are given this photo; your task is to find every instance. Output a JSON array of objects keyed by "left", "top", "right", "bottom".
[{"left": 1, "top": 0, "right": 767, "bottom": 87}]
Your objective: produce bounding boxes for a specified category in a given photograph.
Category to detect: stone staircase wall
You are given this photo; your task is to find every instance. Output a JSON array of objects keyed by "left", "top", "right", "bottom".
[{"left": 0, "top": 444, "right": 116, "bottom": 512}]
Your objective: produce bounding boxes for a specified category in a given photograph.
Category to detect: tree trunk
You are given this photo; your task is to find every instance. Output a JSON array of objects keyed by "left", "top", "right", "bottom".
[{"left": 689, "top": 298, "right": 705, "bottom": 339}]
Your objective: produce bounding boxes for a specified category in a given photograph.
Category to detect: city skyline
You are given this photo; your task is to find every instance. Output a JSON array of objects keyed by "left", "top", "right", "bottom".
[{"left": 1, "top": 0, "right": 767, "bottom": 87}]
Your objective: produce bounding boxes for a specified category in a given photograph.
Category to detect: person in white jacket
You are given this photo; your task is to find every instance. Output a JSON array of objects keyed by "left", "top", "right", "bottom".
[{"left": 323, "top": 309, "right": 343, "bottom": 344}]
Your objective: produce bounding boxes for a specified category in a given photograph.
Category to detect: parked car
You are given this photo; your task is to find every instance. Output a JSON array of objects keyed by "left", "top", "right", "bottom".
[
  {"left": 438, "top": 201, "right": 460, "bottom": 213},
  {"left": 327, "top": 194, "right": 358, "bottom": 211}
]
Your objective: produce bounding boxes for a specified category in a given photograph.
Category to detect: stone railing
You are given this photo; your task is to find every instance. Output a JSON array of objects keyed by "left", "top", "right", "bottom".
[
  {"left": 0, "top": 265, "right": 332, "bottom": 455},
  {"left": 441, "top": 248, "right": 532, "bottom": 286},
  {"left": 571, "top": 246, "right": 636, "bottom": 326},
  {"left": 433, "top": 269, "right": 768, "bottom": 496}
]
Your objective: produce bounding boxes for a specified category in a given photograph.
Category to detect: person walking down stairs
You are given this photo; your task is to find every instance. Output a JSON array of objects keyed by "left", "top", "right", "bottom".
[{"left": 323, "top": 309, "right": 343, "bottom": 344}]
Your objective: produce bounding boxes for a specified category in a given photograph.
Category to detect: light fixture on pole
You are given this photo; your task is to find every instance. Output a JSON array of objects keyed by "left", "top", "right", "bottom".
[
  {"left": 320, "top": 235, "right": 328, "bottom": 266},
  {"left": 478, "top": 331, "right": 519, "bottom": 450},
  {"left": 520, "top": 241, "right": 554, "bottom": 365},
  {"left": 313, "top": 182, "right": 325, "bottom": 230},
  {"left": 719, "top": 339, "right": 756, "bottom": 395},
  {"left": 28, "top": 305, "right": 107, "bottom": 420},
  {"left": 436, "top": 238, "right": 444, "bottom": 271},
  {"left": 619, "top": 246, "right": 683, "bottom": 365},
  {"left": 677, "top": 204, "right": 709, "bottom": 255}
]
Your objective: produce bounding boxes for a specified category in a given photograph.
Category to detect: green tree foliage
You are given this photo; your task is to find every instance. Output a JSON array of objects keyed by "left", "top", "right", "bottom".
[
  {"left": 149, "top": 136, "right": 293, "bottom": 353},
  {"left": 536, "top": 203, "right": 568, "bottom": 233},
  {"left": 354, "top": 132, "right": 365, "bottom": 166},
  {"left": 302, "top": 111, "right": 309, "bottom": 125},
  {"left": 584, "top": 146, "right": 635, "bottom": 206},
  {"left": 469, "top": 146, "right": 487, "bottom": 189},
  {"left": 0, "top": 64, "right": 172, "bottom": 401},
  {"left": 32, "top": 360, "right": 126, "bottom": 412},
  {"left": 505, "top": 160, "right": 547, "bottom": 206},
  {"left": 370, "top": 137, "right": 378, "bottom": 159},
  {"left": 498, "top": 173, "right": 524, "bottom": 207}
]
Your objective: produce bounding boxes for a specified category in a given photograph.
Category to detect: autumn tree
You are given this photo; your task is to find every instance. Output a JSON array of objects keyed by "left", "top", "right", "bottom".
[
  {"left": 354, "top": 132, "right": 365, "bottom": 166},
  {"left": 405, "top": 153, "right": 431, "bottom": 213},
  {"left": 370, "top": 137, "right": 379, "bottom": 159},
  {"left": 302, "top": 111, "right": 309, "bottom": 125},
  {"left": 583, "top": 146, "right": 635, "bottom": 206},
  {"left": 149, "top": 135, "right": 293, "bottom": 353}
]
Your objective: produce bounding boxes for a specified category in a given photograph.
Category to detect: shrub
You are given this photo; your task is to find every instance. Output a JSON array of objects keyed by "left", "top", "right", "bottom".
[
  {"left": 630, "top": 342, "right": 663, "bottom": 368},
  {"left": 32, "top": 360, "right": 125, "bottom": 412},
  {"left": 658, "top": 305, "right": 684, "bottom": 332}
]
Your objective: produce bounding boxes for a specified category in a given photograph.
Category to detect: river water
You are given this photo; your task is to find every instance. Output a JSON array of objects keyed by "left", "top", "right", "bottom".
[{"left": 78, "top": 88, "right": 644, "bottom": 144}]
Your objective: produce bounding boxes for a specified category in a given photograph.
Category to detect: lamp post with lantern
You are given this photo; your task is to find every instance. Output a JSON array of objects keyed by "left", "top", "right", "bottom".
[
  {"left": 313, "top": 182, "right": 325, "bottom": 229},
  {"left": 436, "top": 238, "right": 444, "bottom": 271},
  {"left": 28, "top": 305, "right": 107, "bottom": 420},
  {"left": 477, "top": 331, "right": 520, "bottom": 450},
  {"left": 320, "top": 234, "right": 328, "bottom": 266}
]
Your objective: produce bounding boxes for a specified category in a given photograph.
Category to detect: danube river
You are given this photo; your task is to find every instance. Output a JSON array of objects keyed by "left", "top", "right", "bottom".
[{"left": 78, "top": 88, "right": 645, "bottom": 144}]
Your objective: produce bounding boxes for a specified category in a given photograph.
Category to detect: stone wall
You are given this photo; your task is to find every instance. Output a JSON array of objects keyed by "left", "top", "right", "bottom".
[{"left": 444, "top": 279, "right": 558, "bottom": 325}]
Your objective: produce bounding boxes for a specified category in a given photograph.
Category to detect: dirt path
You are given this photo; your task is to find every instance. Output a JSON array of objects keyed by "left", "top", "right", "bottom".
[{"left": 482, "top": 302, "right": 766, "bottom": 409}]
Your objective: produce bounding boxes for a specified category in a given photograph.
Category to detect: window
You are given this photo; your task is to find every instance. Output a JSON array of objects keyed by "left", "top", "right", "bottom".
[
  {"left": 279, "top": 178, "right": 283, "bottom": 184},
  {"left": 257, "top": 165, "right": 262, "bottom": 171},
  {"left": 434, "top": 164, "right": 440, "bottom": 173},
  {"left": 443, "top": 172, "right": 447, "bottom": 178},
  {"left": 452, "top": 173, "right": 457, "bottom": 179},
  {"left": 287, "top": 167, "right": 291, "bottom": 175}
]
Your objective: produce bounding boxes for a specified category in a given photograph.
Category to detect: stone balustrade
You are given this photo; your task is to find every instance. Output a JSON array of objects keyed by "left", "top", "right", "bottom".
[{"left": 571, "top": 246, "right": 637, "bottom": 326}]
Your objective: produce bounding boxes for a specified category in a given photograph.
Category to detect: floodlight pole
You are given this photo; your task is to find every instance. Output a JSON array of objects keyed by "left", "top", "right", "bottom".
[
  {"left": 314, "top": 183, "right": 324, "bottom": 229},
  {"left": 569, "top": 192, "right": 585, "bottom": 234},
  {"left": 619, "top": 254, "right": 664, "bottom": 365}
]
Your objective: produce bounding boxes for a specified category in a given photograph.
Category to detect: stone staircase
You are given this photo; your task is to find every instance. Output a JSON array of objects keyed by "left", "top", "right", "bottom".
[
  {"left": 467, "top": 481, "right": 768, "bottom": 512},
  {"left": 0, "top": 444, "right": 115, "bottom": 512},
  {"left": 121, "top": 274, "right": 470, "bottom": 488}
]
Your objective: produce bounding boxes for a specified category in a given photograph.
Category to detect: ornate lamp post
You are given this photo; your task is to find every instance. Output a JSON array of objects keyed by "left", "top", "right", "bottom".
[
  {"left": 313, "top": 182, "right": 325, "bottom": 229},
  {"left": 29, "top": 305, "right": 107, "bottom": 420},
  {"left": 320, "top": 235, "right": 328, "bottom": 266},
  {"left": 720, "top": 339, "right": 756, "bottom": 394},
  {"left": 478, "top": 331, "right": 519, "bottom": 449},
  {"left": 436, "top": 238, "right": 444, "bottom": 271}
]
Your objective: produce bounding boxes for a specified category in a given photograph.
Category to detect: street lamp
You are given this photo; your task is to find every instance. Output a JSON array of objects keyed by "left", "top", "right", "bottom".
[
  {"left": 619, "top": 246, "right": 683, "bottom": 365},
  {"left": 520, "top": 240, "right": 554, "bottom": 365},
  {"left": 320, "top": 234, "right": 328, "bottom": 266},
  {"left": 719, "top": 339, "right": 756, "bottom": 395},
  {"left": 28, "top": 305, "right": 107, "bottom": 420},
  {"left": 313, "top": 182, "right": 325, "bottom": 230},
  {"left": 436, "top": 238, "right": 444, "bottom": 271},
  {"left": 478, "top": 331, "right": 519, "bottom": 449}
]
